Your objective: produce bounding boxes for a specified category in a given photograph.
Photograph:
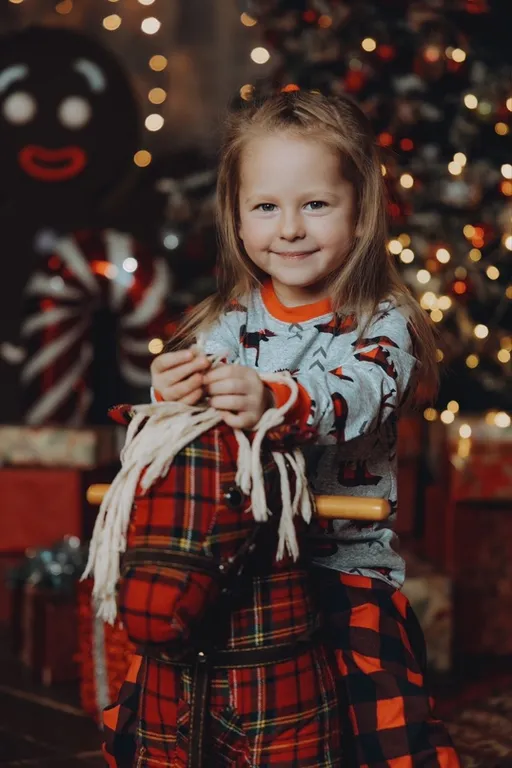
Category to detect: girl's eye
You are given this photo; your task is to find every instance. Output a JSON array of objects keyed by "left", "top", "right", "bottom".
[
  {"left": 305, "top": 201, "right": 327, "bottom": 211},
  {"left": 257, "top": 203, "right": 277, "bottom": 212}
]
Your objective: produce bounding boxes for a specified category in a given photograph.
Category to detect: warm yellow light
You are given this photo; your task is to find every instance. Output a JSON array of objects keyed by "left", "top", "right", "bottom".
[
  {"left": 486, "top": 266, "right": 500, "bottom": 280},
  {"left": 469, "top": 248, "right": 482, "bottom": 262},
  {"left": 447, "top": 400, "right": 460, "bottom": 413},
  {"left": 464, "top": 94, "right": 478, "bottom": 109},
  {"left": 148, "top": 87, "right": 166, "bottom": 105},
  {"left": 440, "top": 410, "right": 455, "bottom": 424},
  {"left": 420, "top": 292, "right": 437, "bottom": 310},
  {"left": 455, "top": 266, "right": 467, "bottom": 279},
  {"left": 145, "top": 114, "right": 164, "bottom": 131},
  {"left": 55, "top": 0, "right": 73, "bottom": 14},
  {"left": 400, "top": 173, "right": 414, "bottom": 189},
  {"left": 466, "top": 354, "right": 479, "bottom": 368},
  {"left": 454, "top": 152, "right": 467, "bottom": 166},
  {"left": 452, "top": 48, "right": 466, "bottom": 63},
  {"left": 463, "top": 224, "right": 475, "bottom": 238},
  {"left": 430, "top": 308, "right": 443, "bottom": 323},
  {"left": 485, "top": 411, "right": 498, "bottom": 425},
  {"left": 148, "top": 338, "right": 164, "bottom": 354},
  {"left": 498, "top": 349, "right": 511, "bottom": 363},
  {"left": 240, "top": 12, "right": 257, "bottom": 26},
  {"left": 478, "top": 101, "right": 492, "bottom": 115},
  {"left": 495, "top": 122, "right": 510, "bottom": 136},
  {"left": 134, "top": 150, "right": 152, "bottom": 167},
  {"left": 388, "top": 239, "right": 403, "bottom": 255},
  {"left": 507, "top": 286, "right": 512, "bottom": 299},
  {"left": 502, "top": 164, "right": 512, "bottom": 179},
  {"left": 141, "top": 17, "right": 161, "bottom": 34},
  {"left": 251, "top": 47, "right": 270, "bottom": 64},
  {"left": 448, "top": 161, "right": 462, "bottom": 175},
  {"left": 423, "top": 408, "right": 438, "bottom": 422},
  {"left": 504, "top": 235, "right": 512, "bottom": 251},
  {"left": 400, "top": 249, "right": 414, "bottom": 263},
  {"left": 8, "top": 0, "right": 24, "bottom": 4},
  {"left": 495, "top": 412, "right": 511, "bottom": 428},
  {"left": 474, "top": 324, "right": 489, "bottom": 339},
  {"left": 436, "top": 248, "right": 451, "bottom": 263},
  {"left": 398, "top": 233, "right": 411, "bottom": 246},
  {"left": 149, "top": 55, "right": 168, "bottom": 71},
  {"left": 138, "top": 0, "right": 156, "bottom": 4},
  {"left": 103, "top": 14, "right": 121, "bottom": 30},
  {"left": 362, "top": 38, "right": 377, "bottom": 52},
  {"left": 318, "top": 15, "right": 332, "bottom": 28},
  {"left": 417, "top": 270, "right": 431, "bottom": 284},
  {"left": 381, "top": 164, "right": 387, "bottom": 176},
  {"left": 438, "top": 295, "right": 452, "bottom": 310},
  {"left": 502, "top": 337, "right": 512, "bottom": 350},
  {"left": 507, "top": 98, "right": 512, "bottom": 112},
  {"left": 436, "top": 349, "right": 444, "bottom": 362},
  {"left": 240, "top": 84, "right": 255, "bottom": 101},
  {"left": 459, "top": 423, "right": 471, "bottom": 438}
]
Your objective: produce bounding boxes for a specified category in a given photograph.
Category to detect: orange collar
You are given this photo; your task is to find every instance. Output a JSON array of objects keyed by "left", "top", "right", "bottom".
[{"left": 260, "top": 280, "right": 332, "bottom": 322}]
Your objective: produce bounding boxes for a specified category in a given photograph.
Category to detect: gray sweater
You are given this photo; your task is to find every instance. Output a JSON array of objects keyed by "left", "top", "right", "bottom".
[{"left": 201, "top": 282, "right": 419, "bottom": 588}]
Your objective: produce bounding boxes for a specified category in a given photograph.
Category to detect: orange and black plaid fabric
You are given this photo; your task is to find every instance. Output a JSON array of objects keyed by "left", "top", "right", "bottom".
[
  {"left": 103, "top": 422, "right": 342, "bottom": 767},
  {"left": 313, "top": 569, "right": 461, "bottom": 768}
]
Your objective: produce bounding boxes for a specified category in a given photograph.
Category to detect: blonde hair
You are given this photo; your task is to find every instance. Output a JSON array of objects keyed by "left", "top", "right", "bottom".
[{"left": 169, "top": 91, "right": 438, "bottom": 402}]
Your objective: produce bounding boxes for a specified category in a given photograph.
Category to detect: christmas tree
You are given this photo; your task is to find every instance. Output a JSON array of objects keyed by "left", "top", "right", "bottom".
[{"left": 237, "top": 0, "right": 512, "bottom": 422}]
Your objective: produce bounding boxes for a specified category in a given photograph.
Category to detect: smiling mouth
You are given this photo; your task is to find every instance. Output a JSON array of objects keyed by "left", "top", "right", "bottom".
[
  {"left": 274, "top": 250, "right": 316, "bottom": 259},
  {"left": 18, "top": 145, "right": 87, "bottom": 182}
]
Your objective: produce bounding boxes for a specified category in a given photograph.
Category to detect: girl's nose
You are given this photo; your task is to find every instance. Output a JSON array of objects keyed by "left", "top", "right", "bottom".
[{"left": 279, "top": 210, "right": 305, "bottom": 240}]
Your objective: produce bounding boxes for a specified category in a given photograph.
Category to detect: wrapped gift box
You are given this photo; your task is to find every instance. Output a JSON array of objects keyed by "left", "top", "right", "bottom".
[
  {"left": 20, "top": 583, "right": 79, "bottom": 685},
  {"left": 402, "top": 550, "right": 453, "bottom": 672},
  {"left": 77, "top": 579, "right": 135, "bottom": 722},
  {"left": 423, "top": 416, "right": 512, "bottom": 657},
  {"left": 0, "top": 425, "right": 123, "bottom": 469}
]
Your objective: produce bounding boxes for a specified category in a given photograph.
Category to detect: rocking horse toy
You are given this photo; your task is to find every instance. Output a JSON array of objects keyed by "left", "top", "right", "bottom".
[{"left": 84, "top": 375, "right": 389, "bottom": 767}]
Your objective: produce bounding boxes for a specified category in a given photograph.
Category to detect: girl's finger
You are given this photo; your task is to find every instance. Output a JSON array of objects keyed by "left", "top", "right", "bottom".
[
  {"left": 152, "top": 350, "right": 194, "bottom": 373},
  {"left": 206, "top": 378, "right": 246, "bottom": 396},
  {"left": 203, "top": 365, "right": 242, "bottom": 385},
  {"left": 161, "top": 372, "right": 204, "bottom": 401},
  {"left": 220, "top": 410, "right": 249, "bottom": 429},
  {"left": 209, "top": 394, "right": 246, "bottom": 412},
  {"left": 160, "top": 356, "right": 211, "bottom": 387},
  {"left": 179, "top": 388, "right": 204, "bottom": 405}
]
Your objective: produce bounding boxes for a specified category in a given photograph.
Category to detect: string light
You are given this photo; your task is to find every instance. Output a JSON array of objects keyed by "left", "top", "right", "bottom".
[
  {"left": 495, "top": 412, "right": 511, "bottom": 428},
  {"left": 459, "top": 423, "right": 472, "bottom": 438},
  {"left": 466, "top": 354, "right": 479, "bottom": 368},
  {"left": 501, "top": 164, "right": 512, "bottom": 179},
  {"left": 504, "top": 235, "right": 512, "bottom": 251},
  {"left": 436, "top": 349, "right": 444, "bottom": 362},
  {"left": 361, "top": 38, "right": 377, "bottom": 52},
  {"left": 431, "top": 308, "right": 443, "bottom": 322},
  {"left": 436, "top": 248, "right": 451, "bottom": 263},
  {"left": 141, "top": 17, "right": 161, "bottom": 34},
  {"left": 420, "top": 292, "right": 437, "bottom": 309},
  {"left": 452, "top": 48, "right": 467, "bottom": 63},
  {"left": 448, "top": 161, "right": 462, "bottom": 175},
  {"left": 454, "top": 152, "right": 467, "bottom": 166},
  {"left": 474, "top": 324, "right": 489, "bottom": 339},
  {"left": 148, "top": 87, "right": 166, "bottom": 104},
  {"left": 145, "top": 114, "right": 164, "bottom": 131},
  {"left": 498, "top": 349, "right": 511, "bottom": 363},
  {"left": 438, "top": 295, "right": 452, "bottom": 310},
  {"left": 149, "top": 55, "right": 167, "bottom": 71},
  {"left": 507, "top": 98, "right": 512, "bottom": 111},
  {"left": 469, "top": 248, "right": 481, "bottom": 261},
  {"left": 134, "top": 150, "right": 152, "bottom": 167},
  {"left": 486, "top": 265, "right": 500, "bottom": 280},
  {"left": 251, "top": 47, "right": 270, "bottom": 64},
  {"left": 103, "top": 14, "right": 121, "bottom": 30},
  {"left": 417, "top": 269, "right": 431, "bottom": 284},
  {"left": 318, "top": 15, "right": 332, "bottom": 28},
  {"left": 55, "top": 0, "right": 73, "bottom": 14},
  {"left": 388, "top": 239, "right": 403, "bottom": 254},
  {"left": 148, "top": 338, "right": 164, "bottom": 354},
  {"left": 440, "top": 410, "right": 455, "bottom": 424},
  {"left": 240, "top": 12, "right": 257, "bottom": 26},
  {"left": 424, "top": 408, "right": 438, "bottom": 421},
  {"left": 400, "top": 173, "right": 414, "bottom": 188},
  {"left": 447, "top": 400, "right": 460, "bottom": 413},
  {"left": 495, "top": 122, "right": 509, "bottom": 136},
  {"left": 400, "top": 249, "right": 414, "bottom": 263},
  {"left": 464, "top": 93, "right": 478, "bottom": 109},
  {"left": 138, "top": 0, "right": 156, "bottom": 4},
  {"left": 8, "top": 0, "right": 24, "bottom": 4},
  {"left": 240, "top": 84, "right": 255, "bottom": 101},
  {"left": 398, "top": 233, "right": 411, "bottom": 246}
]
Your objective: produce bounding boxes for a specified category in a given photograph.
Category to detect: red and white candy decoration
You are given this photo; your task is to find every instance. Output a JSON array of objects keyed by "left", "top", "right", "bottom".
[{"left": 20, "top": 229, "right": 171, "bottom": 425}]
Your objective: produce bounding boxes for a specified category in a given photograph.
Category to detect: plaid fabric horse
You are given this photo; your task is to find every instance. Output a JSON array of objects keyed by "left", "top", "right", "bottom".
[{"left": 84, "top": 384, "right": 342, "bottom": 767}]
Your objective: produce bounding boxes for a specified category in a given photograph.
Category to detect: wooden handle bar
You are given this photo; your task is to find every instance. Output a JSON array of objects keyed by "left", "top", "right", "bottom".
[{"left": 86, "top": 484, "right": 390, "bottom": 521}]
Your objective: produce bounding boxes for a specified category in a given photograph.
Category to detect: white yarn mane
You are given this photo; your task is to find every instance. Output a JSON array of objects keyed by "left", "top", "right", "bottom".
[{"left": 82, "top": 370, "right": 312, "bottom": 624}]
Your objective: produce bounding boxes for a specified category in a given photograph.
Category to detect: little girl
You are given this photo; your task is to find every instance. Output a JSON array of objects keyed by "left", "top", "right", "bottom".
[{"left": 151, "top": 91, "right": 460, "bottom": 766}]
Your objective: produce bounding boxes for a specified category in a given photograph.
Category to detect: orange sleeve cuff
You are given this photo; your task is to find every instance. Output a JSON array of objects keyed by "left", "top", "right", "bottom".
[{"left": 265, "top": 381, "right": 312, "bottom": 427}]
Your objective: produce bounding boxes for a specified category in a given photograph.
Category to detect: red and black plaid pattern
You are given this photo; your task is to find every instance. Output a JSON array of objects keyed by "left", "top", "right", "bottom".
[
  {"left": 104, "top": 422, "right": 341, "bottom": 767},
  {"left": 313, "top": 570, "right": 461, "bottom": 768}
]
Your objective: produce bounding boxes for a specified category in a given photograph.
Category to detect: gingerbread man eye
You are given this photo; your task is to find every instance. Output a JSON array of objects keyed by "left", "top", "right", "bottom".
[
  {"left": 2, "top": 91, "right": 37, "bottom": 125},
  {"left": 58, "top": 95, "right": 91, "bottom": 129}
]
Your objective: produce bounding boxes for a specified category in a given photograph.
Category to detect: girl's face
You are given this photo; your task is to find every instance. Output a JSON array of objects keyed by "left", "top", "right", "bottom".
[{"left": 238, "top": 132, "right": 356, "bottom": 306}]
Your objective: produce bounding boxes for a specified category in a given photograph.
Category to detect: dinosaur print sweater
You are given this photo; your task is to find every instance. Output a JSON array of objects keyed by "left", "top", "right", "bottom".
[{"left": 198, "top": 280, "right": 419, "bottom": 588}]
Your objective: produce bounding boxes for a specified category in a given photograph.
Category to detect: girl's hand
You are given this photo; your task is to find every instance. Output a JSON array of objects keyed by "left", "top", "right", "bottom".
[
  {"left": 203, "top": 364, "right": 274, "bottom": 429},
  {"left": 150, "top": 348, "right": 211, "bottom": 405}
]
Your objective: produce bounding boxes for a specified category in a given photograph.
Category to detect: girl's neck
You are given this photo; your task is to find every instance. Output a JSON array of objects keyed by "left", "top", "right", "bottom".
[{"left": 270, "top": 278, "right": 330, "bottom": 308}]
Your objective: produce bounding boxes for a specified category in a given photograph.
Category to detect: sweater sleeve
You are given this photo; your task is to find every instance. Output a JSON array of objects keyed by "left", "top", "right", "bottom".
[{"left": 268, "top": 306, "right": 418, "bottom": 442}]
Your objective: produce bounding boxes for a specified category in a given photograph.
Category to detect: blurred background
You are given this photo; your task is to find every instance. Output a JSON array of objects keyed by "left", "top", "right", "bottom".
[{"left": 0, "top": 0, "right": 511, "bottom": 765}]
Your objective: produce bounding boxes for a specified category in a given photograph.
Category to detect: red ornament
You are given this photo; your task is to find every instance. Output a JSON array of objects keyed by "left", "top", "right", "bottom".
[
  {"left": 377, "top": 44, "right": 396, "bottom": 61},
  {"left": 344, "top": 70, "right": 366, "bottom": 93}
]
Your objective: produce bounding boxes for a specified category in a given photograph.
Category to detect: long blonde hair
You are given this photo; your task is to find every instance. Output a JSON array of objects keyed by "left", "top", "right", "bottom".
[{"left": 170, "top": 91, "right": 438, "bottom": 401}]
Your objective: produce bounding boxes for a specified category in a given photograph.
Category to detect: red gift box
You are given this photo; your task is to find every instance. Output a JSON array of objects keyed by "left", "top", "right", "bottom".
[{"left": 20, "top": 583, "right": 79, "bottom": 685}]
